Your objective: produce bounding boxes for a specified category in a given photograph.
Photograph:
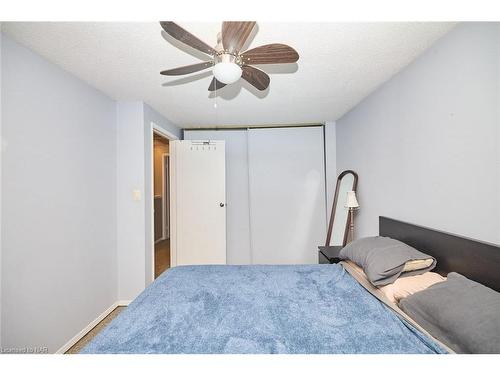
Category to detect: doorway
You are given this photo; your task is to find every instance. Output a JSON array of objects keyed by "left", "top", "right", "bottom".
[{"left": 153, "top": 132, "right": 170, "bottom": 278}]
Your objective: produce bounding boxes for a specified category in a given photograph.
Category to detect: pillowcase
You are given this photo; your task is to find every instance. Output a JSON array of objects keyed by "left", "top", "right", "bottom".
[
  {"left": 339, "top": 236, "right": 436, "bottom": 286},
  {"left": 379, "top": 272, "right": 446, "bottom": 303},
  {"left": 402, "top": 259, "right": 434, "bottom": 272},
  {"left": 343, "top": 260, "right": 445, "bottom": 304},
  {"left": 399, "top": 272, "right": 500, "bottom": 354}
]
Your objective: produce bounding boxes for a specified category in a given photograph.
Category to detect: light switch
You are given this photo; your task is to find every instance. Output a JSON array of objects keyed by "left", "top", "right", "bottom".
[{"left": 133, "top": 190, "right": 141, "bottom": 201}]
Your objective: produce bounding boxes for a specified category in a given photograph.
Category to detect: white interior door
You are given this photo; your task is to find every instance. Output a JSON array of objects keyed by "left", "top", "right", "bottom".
[
  {"left": 184, "top": 130, "right": 251, "bottom": 265},
  {"left": 170, "top": 140, "right": 226, "bottom": 266}
]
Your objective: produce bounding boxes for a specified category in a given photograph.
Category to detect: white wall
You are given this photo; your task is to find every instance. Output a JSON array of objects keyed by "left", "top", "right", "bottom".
[
  {"left": 1, "top": 34, "right": 118, "bottom": 352},
  {"left": 335, "top": 23, "right": 500, "bottom": 244}
]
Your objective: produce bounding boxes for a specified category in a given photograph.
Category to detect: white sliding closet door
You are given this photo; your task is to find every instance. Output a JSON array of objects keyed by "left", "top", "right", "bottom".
[{"left": 248, "top": 127, "right": 326, "bottom": 264}]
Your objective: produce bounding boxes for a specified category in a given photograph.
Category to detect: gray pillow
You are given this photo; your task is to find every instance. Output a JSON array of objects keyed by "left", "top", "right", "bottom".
[
  {"left": 339, "top": 236, "right": 436, "bottom": 286},
  {"left": 399, "top": 272, "right": 500, "bottom": 354}
]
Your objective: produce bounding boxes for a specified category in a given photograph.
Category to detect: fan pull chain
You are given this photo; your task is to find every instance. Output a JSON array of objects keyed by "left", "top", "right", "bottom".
[
  {"left": 214, "top": 84, "right": 217, "bottom": 108},
  {"left": 214, "top": 83, "right": 218, "bottom": 124}
]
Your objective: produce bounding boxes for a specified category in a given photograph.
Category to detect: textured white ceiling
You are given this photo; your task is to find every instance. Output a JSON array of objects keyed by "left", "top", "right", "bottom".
[{"left": 2, "top": 22, "right": 455, "bottom": 128}]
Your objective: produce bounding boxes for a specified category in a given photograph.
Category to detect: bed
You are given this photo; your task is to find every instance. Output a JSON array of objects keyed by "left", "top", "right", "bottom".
[{"left": 81, "top": 217, "right": 500, "bottom": 354}]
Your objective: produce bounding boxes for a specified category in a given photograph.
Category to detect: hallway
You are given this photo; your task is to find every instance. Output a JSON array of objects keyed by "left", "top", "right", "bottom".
[{"left": 155, "top": 239, "right": 170, "bottom": 278}]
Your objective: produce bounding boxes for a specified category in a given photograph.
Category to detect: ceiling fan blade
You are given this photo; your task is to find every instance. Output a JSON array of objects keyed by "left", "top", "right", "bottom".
[
  {"left": 208, "top": 77, "right": 227, "bottom": 91},
  {"left": 221, "top": 22, "right": 256, "bottom": 54},
  {"left": 160, "top": 21, "right": 217, "bottom": 56},
  {"left": 241, "top": 44, "right": 299, "bottom": 65},
  {"left": 160, "top": 61, "right": 213, "bottom": 76},
  {"left": 241, "top": 65, "right": 270, "bottom": 91}
]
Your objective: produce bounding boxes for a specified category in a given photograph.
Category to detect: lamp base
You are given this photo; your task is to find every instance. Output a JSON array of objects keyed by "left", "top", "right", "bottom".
[{"left": 349, "top": 208, "right": 355, "bottom": 243}]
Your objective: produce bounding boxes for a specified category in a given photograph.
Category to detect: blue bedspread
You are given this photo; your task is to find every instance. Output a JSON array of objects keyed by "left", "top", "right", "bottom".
[{"left": 82, "top": 265, "right": 446, "bottom": 354}]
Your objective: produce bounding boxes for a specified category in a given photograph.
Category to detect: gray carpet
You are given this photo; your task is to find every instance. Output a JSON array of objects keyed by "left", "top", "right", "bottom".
[{"left": 65, "top": 306, "right": 126, "bottom": 354}]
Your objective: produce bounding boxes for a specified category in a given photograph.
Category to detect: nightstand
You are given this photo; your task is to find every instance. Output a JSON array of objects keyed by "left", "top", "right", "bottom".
[{"left": 318, "top": 246, "right": 343, "bottom": 264}]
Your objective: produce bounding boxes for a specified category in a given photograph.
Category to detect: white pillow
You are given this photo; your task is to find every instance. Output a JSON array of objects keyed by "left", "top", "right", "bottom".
[
  {"left": 380, "top": 272, "right": 447, "bottom": 303},
  {"left": 343, "top": 260, "right": 446, "bottom": 304},
  {"left": 402, "top": 258, "right": 435, "bottom": 272}
]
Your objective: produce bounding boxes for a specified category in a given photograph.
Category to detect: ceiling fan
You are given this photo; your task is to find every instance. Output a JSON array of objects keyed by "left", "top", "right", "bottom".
[{"left": 159, "top": 22, "right": 299, "bottom": 91}]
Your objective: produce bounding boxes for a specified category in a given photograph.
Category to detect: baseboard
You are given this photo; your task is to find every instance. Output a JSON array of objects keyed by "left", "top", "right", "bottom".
[{"left": 56, "top": 299, "right": 132, "bottom": 354}]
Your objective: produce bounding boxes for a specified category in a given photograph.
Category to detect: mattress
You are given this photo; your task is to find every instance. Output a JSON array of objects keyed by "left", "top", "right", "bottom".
[{"left": 81, "top": 264, "right": 448, "bottom": 354}]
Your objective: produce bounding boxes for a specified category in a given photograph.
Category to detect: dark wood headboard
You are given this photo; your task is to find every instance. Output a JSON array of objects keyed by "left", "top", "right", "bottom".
[{"left": 379, "top": 216, "right": 500, "bottom": 292}]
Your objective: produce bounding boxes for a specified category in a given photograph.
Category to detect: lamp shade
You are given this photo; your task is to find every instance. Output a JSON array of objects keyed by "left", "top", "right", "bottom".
[
  {"left": 213, "top": 62, "right": 242, "bottom": 84},
  {"left": 345, "top": 191, "right": 359, "bottom": 208}
]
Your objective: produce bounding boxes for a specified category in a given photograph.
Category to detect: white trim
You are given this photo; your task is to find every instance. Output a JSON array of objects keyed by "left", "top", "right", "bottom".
[
  {"left": 170, "top": 141, "right": 179, "bottom": 268},
  {"left": 150, "top": 123, "right": 178, "bottom": 280},
  {"left": 162, "top": 153, "right": 170, "bottom": 240},
  {"left": 154, "top": 153, "right": 169, "bottom": 243},
  {"left": 152, "top": 123, "right": 179, "bottom": 141},
  {"left": 55, "top": 300, "right": 132, "bottom": 354}
]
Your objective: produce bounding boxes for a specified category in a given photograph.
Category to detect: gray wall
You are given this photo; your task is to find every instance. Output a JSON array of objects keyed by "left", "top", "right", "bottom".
[
  {"left": 0, "top": 25, "right": 3, "bottom": 348},
  {"left": 1, "top": 34, "right": 118, "bottom": 352},
  {"left": 116, "top": 102, "right": 181, "bottom": 301},
  {"left": 0, "top": 34, "right": 182, "bottom": 350},
  {"left": 324, "top": 121, "right": 337, "bottom": 218},
  {"left": 336, "top": 23, "right": 500, "bottom": 244},
  {"left": 144, "top": 103, "right": 182, "bottom": 140},
  {"left": 116, "top": 102, "right": 146, "bottom": 301}
]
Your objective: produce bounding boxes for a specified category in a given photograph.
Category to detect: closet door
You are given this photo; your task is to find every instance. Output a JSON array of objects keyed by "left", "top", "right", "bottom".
[{"left": 248, "top": 127, "right": 326, "bottom": 264}]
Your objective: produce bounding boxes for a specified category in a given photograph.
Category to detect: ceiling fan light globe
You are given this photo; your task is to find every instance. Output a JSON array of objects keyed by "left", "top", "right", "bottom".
[{"left": 213, "top": 62, "right": 242, "bottom": 85}]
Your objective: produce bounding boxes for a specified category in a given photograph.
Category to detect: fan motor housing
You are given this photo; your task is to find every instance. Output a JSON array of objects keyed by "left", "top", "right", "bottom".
[{"left": 215, "top": 52, "right": 242, "bottom": 66}]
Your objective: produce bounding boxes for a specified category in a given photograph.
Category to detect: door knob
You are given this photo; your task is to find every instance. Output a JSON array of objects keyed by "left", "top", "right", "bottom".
[{"left": 220, "top": 203, "right": 225, "bottom": 207}]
